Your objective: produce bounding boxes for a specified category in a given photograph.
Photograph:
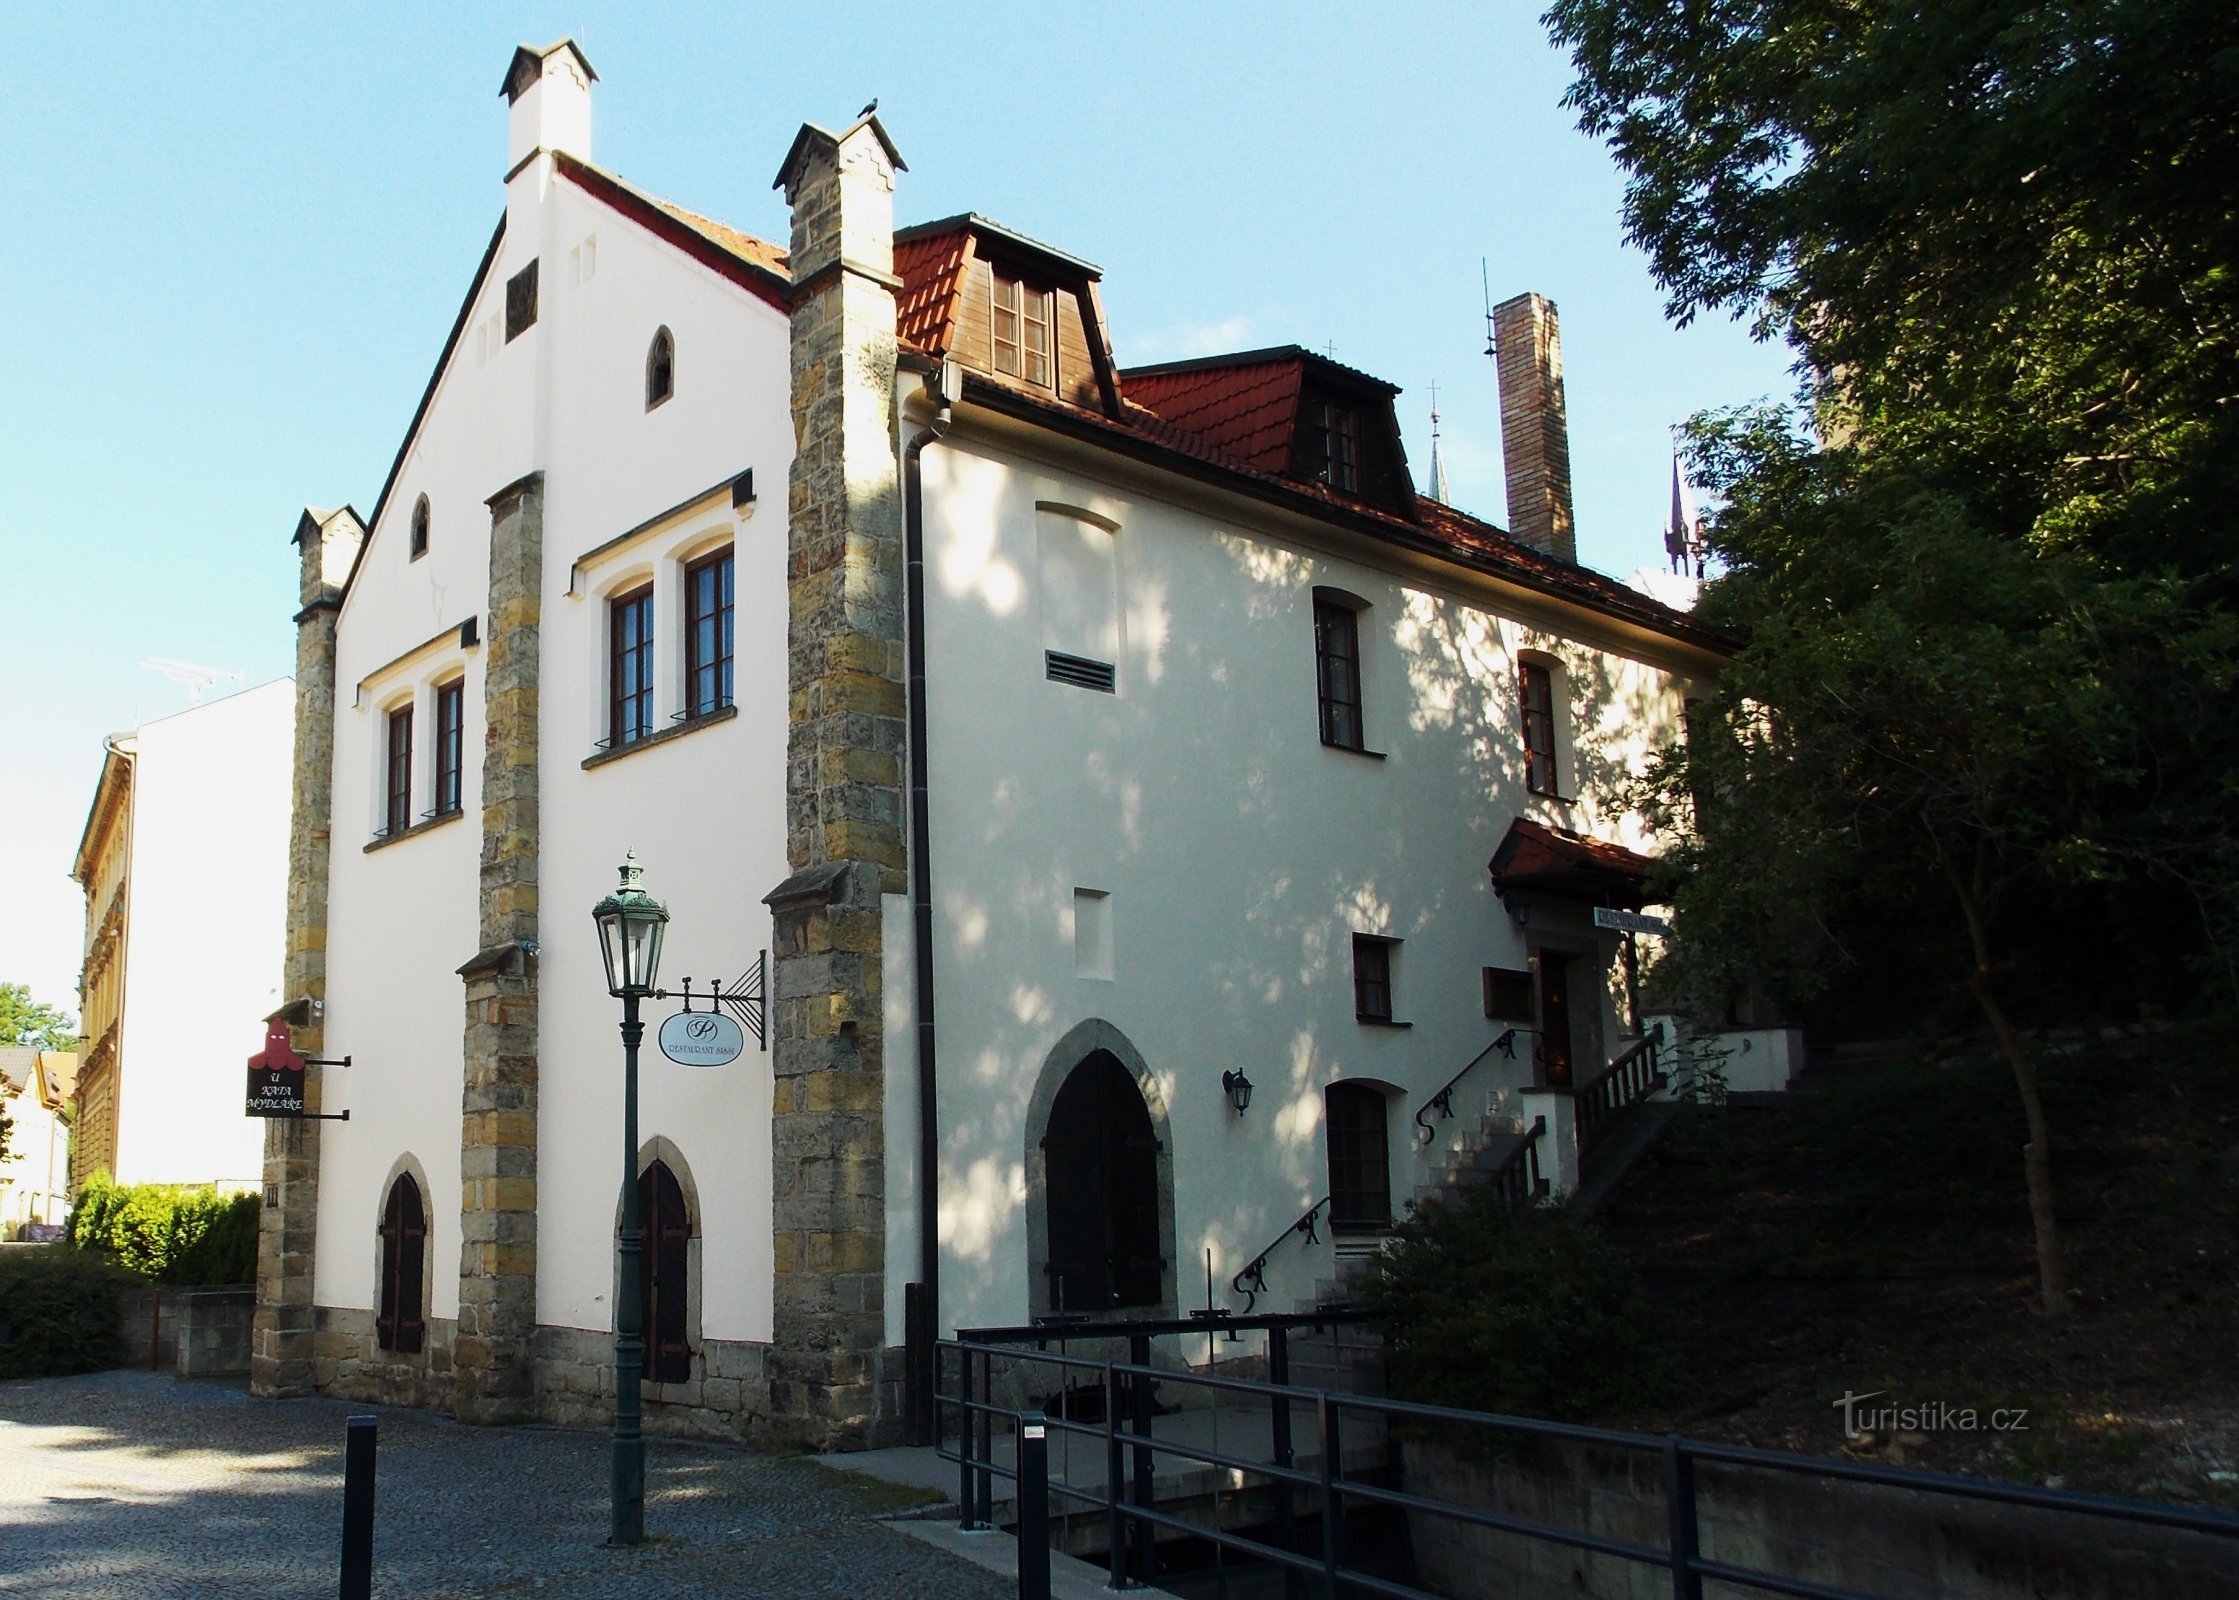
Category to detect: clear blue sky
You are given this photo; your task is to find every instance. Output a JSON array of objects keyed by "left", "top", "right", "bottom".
[{"left": 0, "top": 2, "right": 1793, "bottom": 1014}]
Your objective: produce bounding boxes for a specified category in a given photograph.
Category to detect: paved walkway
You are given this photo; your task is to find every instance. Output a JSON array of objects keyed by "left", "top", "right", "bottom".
[{"left": 0, "top": 1371, "right": 1012, "bottom": 1599}]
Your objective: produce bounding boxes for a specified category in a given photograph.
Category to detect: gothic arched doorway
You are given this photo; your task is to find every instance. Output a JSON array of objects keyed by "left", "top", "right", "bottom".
[{"left": 1032, "top": 1034, "right": 1173, "bottom": 1318}]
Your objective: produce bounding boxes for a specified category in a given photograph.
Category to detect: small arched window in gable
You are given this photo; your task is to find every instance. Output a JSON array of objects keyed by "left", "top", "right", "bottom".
[
  {"left": 646, "top": 327, "right": 675, "bottom": 410},
  {"left": 410, "top": 495, "right": 430, "bottom": 561},
  {"left": 376, "top": 1173, "right": 427, "bottom": 1354}
]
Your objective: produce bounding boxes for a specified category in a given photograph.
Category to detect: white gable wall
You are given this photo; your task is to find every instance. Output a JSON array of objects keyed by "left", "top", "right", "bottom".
[{"left": 316, "top": 160, "right": 794, "bottom": 1342}]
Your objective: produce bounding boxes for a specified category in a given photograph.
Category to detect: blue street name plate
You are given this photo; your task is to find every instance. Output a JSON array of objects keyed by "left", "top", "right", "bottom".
[{"left": 658, "top": 1010, "right": 745, "bottom": 1067}]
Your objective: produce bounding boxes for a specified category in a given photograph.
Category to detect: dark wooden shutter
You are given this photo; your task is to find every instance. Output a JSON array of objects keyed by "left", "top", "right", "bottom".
[
  {"left": 639, "top": 1162, "right": 691, "bottom": 1382},
  {"left": 377, "top": 1175, "right": 427, "bottom": 1355}
]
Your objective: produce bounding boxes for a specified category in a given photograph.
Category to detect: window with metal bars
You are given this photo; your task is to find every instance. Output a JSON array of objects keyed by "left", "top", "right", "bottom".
[
  {"left": 684, "top": 548, "right": 733, "bottom": 718},
  {"left": 1520, "top": 660, "right": 1560, "bottom": 795},
  {"left": 433, "top": 679, "right": 465, "bottom": 818},
  {"left": 609, "top": 585, "right": 654, "bottom": 747},
  {"left": 1315, "top": 597, "right": 1364, "bottom": 750},
  {"left": 1326, "top": 1082, "right": 1391, "bottom": 1233},
  {"left": 383, "top": 705, "right": 413, "bottom": 837},
  {"left": 376, "top": 1174, "right": 426, "bottom": 1354}
]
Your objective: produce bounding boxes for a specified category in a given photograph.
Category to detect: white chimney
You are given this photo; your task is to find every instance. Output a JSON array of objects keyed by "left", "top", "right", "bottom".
[{"left": 502, "top": 39, "right": 595, "bottom": 172}]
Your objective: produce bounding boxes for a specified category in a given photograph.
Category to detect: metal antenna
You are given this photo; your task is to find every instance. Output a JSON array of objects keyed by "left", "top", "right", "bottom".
[{"left": 1481, "top": 258, "right": 1498, "bottom": 358}]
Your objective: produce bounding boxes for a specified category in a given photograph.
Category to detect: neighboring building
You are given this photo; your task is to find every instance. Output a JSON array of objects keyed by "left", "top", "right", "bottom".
[
  {"left": 70, "top": 680, "right": 292, "bottom": 1193},
  {"left": 258, "top": 41, "right": 1729, "bottom": 1448},
  {"left": 0, "top": 1048, "right": 76, "bottom": 1233}
]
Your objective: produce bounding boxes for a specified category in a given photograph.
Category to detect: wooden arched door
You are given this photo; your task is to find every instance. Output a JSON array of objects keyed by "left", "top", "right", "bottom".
[
  {"left": 637, "top": 1160, "right": 691, "bottom": 1382},
  {"left": 1041, "top": 1051, "right": 1163, "bottom": 1313}
]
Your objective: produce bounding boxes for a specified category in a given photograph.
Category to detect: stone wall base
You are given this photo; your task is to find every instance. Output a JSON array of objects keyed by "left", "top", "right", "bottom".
[{"left": 301, "top": 1305, "right": 773, "bottom": 1443}]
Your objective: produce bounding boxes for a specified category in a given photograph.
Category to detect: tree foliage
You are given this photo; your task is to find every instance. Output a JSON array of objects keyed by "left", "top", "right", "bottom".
[
  {"left": 1547, "top": 0, "right": 2239, "bottom": 1315},
  {"left": 1, "top": 983, "right": 78, "bottom": 1052},
  {"left": 68, "top": 1173, "right": 260, "bottom": 1286}
]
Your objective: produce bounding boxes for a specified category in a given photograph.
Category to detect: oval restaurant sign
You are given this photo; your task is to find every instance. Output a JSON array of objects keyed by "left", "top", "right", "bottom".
[
  {"left": 659, "top": 1009, "right": 745, "bottom": 1068},
  {"left": 246, "top": 1020, "right": 307, "bottom": 1117}
]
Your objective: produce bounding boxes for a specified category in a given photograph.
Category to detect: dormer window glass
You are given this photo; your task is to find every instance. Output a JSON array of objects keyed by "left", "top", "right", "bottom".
[
  {"left": 992, "top": 268, "right": 1053, "bottom": 387},
  {"left": 1304, "top": 397, "right": 1360, "bottom": 494}
]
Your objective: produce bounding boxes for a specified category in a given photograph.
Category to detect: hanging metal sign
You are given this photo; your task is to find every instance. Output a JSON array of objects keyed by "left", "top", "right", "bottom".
[
  {"left": 659, "top": 1009, "right": 745, "bottom": 1067},
  {"left": 1593, "top": 906, "right": 1671, "bottom": 937},
  {"left": 245, "top": 1020, "right": 351, "bottom": 1120}
]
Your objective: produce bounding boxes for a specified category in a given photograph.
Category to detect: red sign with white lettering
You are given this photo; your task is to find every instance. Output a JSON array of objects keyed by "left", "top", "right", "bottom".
[{"left": 246, "top": 1021, "right": 307, "bottom": 1117}]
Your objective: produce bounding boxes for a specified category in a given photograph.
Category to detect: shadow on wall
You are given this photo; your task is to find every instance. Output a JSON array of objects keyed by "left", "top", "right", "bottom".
[{"left": 931, "top": 516, "right": 1684, "bottom": 1321}]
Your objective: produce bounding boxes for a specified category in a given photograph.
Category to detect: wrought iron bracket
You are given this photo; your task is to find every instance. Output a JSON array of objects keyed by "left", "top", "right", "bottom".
[{"left": 656, "top": 952, "right": 767, "bottom": 1050}]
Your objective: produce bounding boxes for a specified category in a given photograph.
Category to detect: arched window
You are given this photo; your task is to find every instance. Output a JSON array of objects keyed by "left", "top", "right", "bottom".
[
  {"left": 410, "top": 495, "right": 430, "bottom": 560},
  {"left": 1326, "top": 1083, "right": 1393, "bottom": 1234},
  {"left": 1042, "top": 1051, "right": 1162, "bottom": 1312},
  {"left": 637, "top": 1159, "right": 690, "bottom": 1381},
  {"left": 646, "top": 326, "right": 675, "bottom": 410},
  {"left": 376, "top": 1174, "right": 427, "bottom": 1353}
]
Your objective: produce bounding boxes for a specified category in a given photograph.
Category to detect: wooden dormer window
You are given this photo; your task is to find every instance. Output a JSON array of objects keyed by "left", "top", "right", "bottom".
[
  {"left": 992, "top": 267, "right": 1054, "bottom": 387},
  {"left": 1303, "top": 396, "right": 1360, "bottom": 494}
]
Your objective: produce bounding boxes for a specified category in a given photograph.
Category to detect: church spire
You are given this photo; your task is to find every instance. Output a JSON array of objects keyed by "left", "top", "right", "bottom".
[{"left": 1425, "top": 384, "right": 1452, "bottom": 505}]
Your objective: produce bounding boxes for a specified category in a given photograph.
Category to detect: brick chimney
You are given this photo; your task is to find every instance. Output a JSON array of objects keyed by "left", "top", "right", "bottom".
[{"left": 1493, "top": 292, "right": 1575, "bottom": 563}]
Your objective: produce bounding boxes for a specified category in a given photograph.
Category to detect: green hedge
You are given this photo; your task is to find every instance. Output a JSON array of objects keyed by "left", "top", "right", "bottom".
[
  {"left": 1360, "top": 1187, "right": 1667, "bottom": 1424},
  {"left": 0, "top": 1248, "right": 131, "bottom": 1379},
  {"left": 67, "top": 1173, "right": 259, "bottom": 1285}
]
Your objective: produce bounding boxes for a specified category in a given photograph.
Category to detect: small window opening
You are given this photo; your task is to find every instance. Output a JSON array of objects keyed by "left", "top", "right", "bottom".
[
  {"left": 505, "top": 260, "right": 539, "bottom": 341},
  {"left": 1352, "top": 934, "right": 1395, "bottom": 1023},
  {"left": 646, "top": 327, "right": 675, "bottom": 410},
  {"left": 1314, "top": 597, "right": 1364, "bottom": 750},
  {"left": 609, "top": 585, "right": 654, "bottom": 748},
  {"left": 1521, "top": 660, "right": 1560, "bottom": 796},
  {"left": 683, "top": 547, "right": 733, "bottom": 717},
  {"left": 383, "top": 704, "right": 414, "bottom": 838},
  {"left": 992, "top": 267, "right": 1054, "bottom": 388},
  {"left": 410, "top": 496, "right": 430, "bottom": 560},
  {"left": 432, "top": 679, "right": 465, "bottom": 819}
]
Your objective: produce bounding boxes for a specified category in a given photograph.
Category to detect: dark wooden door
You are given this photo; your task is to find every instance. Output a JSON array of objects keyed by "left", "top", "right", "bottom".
[
  {"left": 1043, "top": 1052, "right": 1163, "bottom": 1312},
  {"left": 638, "top": 1161, "right": 691, "bottom": 1382},
  {"left": 1538, "top": 953, "right": 1574, "bottom": 1087},
  {"left": 377, "top": 1174, "right": 426, "bottom": 1354}
]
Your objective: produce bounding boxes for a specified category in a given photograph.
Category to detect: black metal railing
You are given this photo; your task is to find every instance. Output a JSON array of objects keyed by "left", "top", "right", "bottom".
[
  {"left": 1482, "top": 1113, "right": 1549, "bottom": 1214},
  {"left": 1413, "top": 1030, "right": 1530, "bottom": 1146},
  {"left": 935, "top": 1335, "right": 2239, "bottom": 1600},
  {"left": 1230, "top": 1196, "right": 1330, "bottom": 1314},
  {"left": 1572, "top": 1022, "right": 1666, "bottom": 1159}
]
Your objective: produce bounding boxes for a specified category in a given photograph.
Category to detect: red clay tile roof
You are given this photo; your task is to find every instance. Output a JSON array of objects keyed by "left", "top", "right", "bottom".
[
  {"left": 954, "top": 373, "right": 1730, "bottom": 652},
  {"left": 1120, "top": 359, "right": 1303, "bottom": 476},
  {"left": 895, "top": 226, "right": 970, "bottom": 355},
  {"left": 650, "top": 199, "right": 790, "bottom": 279},
  {"left": 1488, "top": 818, "right": 1656, "bottom": 907}
]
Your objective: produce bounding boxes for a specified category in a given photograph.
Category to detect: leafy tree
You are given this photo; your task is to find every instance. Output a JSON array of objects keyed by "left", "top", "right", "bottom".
[
  {"left": 2, "top": 983, "right": 79, "bottom": 1052},
  {"left": 1546, "top": 0, "right": 2239, "bottom": 1317}
]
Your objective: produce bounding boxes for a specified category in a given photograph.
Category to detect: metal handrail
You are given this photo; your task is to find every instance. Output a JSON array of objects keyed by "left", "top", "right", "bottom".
[
  {"left": 934, "top": 1338, "right": 2239, "bottom": 1600},
  {"left": 1575, "top": 1022, "right": 1667, "bottom": 1159},
  {"left": 1483, "top": 1113, "right": 1549, "bottom": 1213},
  {"left": 1413, "top": 1029, "right": 1533, "bottom": 1145},
  {"left": 1229, "top": 1196, "right": 1329, "bottom": 1314}
]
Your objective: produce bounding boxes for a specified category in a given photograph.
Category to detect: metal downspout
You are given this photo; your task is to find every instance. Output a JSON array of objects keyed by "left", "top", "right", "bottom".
[{"left": 902, "top": 366, "right": 954, "bottom": 1444}]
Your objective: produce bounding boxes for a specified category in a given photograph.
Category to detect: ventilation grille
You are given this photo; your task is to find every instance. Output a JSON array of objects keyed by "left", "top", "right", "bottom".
[{"left": 1045, "top": 651, "right": 1116, "bottom": 693}]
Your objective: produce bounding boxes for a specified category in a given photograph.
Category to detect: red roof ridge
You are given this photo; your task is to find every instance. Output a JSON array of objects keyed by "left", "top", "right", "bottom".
[{"left": 551, "top": 153, "right": 791, "bottom": 311}]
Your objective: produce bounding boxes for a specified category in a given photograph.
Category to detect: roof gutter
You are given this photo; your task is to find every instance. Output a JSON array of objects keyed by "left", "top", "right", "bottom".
[{"left": 901, "top": 360, "right": 957, "bottom": 1445}]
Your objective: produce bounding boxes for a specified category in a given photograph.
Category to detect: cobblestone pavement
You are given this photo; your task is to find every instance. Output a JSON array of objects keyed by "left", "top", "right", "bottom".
[{"left": 0, "top": 1372, "right": 1009, "bottom": 1599}]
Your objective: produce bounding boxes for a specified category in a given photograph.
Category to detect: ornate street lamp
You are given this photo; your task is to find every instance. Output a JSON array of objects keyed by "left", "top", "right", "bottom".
[
  {"left": 1220, "top": 1068, "right": 1255, "bottom": 1116},
  {"left": 591, "top": 852, "right": 669, "bottom": 1548}
]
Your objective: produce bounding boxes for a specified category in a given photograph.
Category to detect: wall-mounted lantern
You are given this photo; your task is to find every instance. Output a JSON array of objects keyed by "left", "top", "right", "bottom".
[{"left": 1220, "top": 1068, "right": 1254, "bottom": 1117}]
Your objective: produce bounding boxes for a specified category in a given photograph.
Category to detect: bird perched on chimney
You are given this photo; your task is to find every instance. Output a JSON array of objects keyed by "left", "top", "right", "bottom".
[{"left": 858, "top": 98, "right": 878, "bottom": 119}]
